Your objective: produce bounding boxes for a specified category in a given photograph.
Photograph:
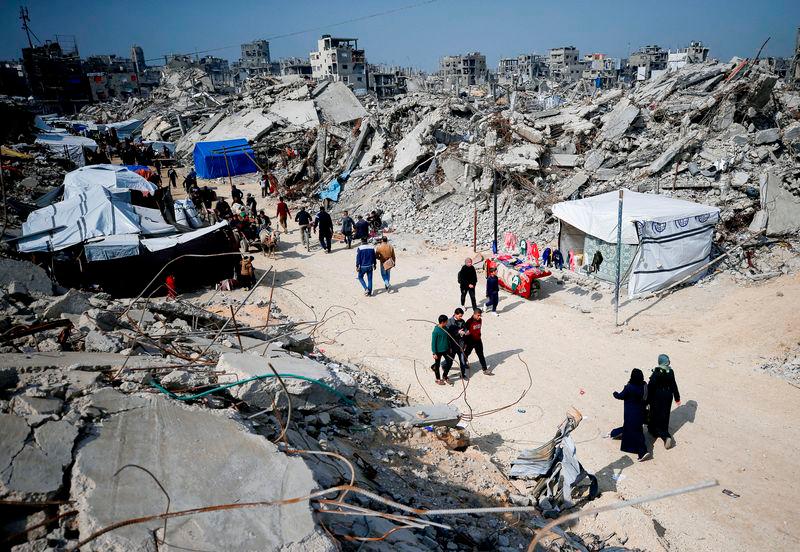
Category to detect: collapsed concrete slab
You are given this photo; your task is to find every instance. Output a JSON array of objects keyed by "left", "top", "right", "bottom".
[
  {"left": 496, "top": 144, "right": 543, "bottom": 172},
  {"left": 216, "top": 347, "right": 355, "bottom": 411},
  {"left": 646, "top": 130, "right": 698, "bottom": 175},
  {"left": 392, "top": 109, "right": 444, "bottom": 180},
  {"left": 71, "top": 392, "right": 336, "bottom": 551},
  {"left": 43, "top": 289, "right": 91, "bottom": 319},
  {"left": 373, "top": 404, "right": 460, "bottom": 428},
  {"left": 763, "top": 173, "right": 800, "bottom": 237},
  {"left": 1, "top": 418, "right": 78, "bottom": 500},
  {"left": 314, "top": 81, "right": 368, "bottom": 125},
  {"left": 598, "top": 98, "right": 640, "bottom": 142},
  {"left": 269, "top": 100, "right": 319, "bottom": 129},
  {"left": 202, "top": 107, "right": 278, "bottom": 143},
  {"left": 550, "top": 153, "right": 580, "bottom": 168},
  {"left": 0, "top": 258, "right": 52, "bottom": 296}
]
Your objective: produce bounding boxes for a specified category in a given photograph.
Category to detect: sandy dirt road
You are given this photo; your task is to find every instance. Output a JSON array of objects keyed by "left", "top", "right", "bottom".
[{"left": 189, "top": 177, "right": 800, "bottom": 551}]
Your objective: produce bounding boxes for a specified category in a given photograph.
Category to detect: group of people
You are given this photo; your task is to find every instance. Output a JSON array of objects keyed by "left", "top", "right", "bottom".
[
  {"left": 458, "top": 258, "right": 501, "bottom": 315},
  {"left": 609, "top": 354, "right": 681, "bottom": 462},
  {"left": 430, "top": 307, "right": 491, "bottom": 385}
]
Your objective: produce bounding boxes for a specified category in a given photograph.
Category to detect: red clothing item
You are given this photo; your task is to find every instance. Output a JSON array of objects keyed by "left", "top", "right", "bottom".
[
  {"left": 466, "top": 318, "right": 482, "bottom": 340},
  {"left": 276, "top": 201, "right": 290, "bottom": 218}
]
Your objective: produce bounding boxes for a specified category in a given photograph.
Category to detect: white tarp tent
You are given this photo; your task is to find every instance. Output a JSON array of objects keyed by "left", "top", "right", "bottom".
[
  {"left": 18, "top": 186, "right": 174, "bottom": 255},
  {"left": 551, "top": 189, "right": 720, "bottom": 297},
  {"left": 34, "top": 133, "right": 98, "bottom": 167},
  {"left": 63, "top": 165, "right": 157, "bottom": 200}
]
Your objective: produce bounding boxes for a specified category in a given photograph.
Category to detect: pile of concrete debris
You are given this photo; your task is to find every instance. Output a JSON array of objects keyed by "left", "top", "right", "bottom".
[{"left": 1, "top": 258, "right": 624, "bottom": 551}]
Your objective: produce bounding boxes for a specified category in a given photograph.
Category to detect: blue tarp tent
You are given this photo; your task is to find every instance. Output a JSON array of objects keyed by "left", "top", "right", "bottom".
[{"left": 193, "top": 139, "right": 258, "bottom": 179}]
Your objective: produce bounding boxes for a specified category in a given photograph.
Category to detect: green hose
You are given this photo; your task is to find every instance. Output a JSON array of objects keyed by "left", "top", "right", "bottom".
[{"left": 150, "top": 372, "right": 355, "bottom": 406}]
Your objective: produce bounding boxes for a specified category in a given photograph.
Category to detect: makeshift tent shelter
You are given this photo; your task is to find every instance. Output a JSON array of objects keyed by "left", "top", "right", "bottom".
[
  {"left": 17, "top": 186, "right": 174, "bottom": 254},
  {"left": 103, "top": 119, "right": 143, "bottom": 139},
  {"left": 35, "top": 133, "right": 97, "bottom": 166},
  {"left": 551, "top": 189, "right": 720, "bottom": 297},
  {"left": 193, "top": 139, "right": 258, "bottom": 179},
  {"left": 63, "top": 165, "right": 157, "bottom": 200}
]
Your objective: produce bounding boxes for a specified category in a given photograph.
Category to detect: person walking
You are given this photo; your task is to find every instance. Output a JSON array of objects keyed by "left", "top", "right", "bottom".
[
  {"left": 295, "top": 206, "right": 313, "bottom": 246},
  {"left": 355, "top": 237, "right": 377, "bottom": 296},
  {"left": 431, "top": 314, "right": 450, "bottom": 386},
  {"left": 167, "top": 167, "right": 178, "bottom": 189},
  {"left": 647, "top": 354, "right": 681, "bottom": 449},
  {"left": 276, "top": 197, "right": 291, "bottom": 233},
  {"left": 354, "top": 215, "right": 369, "bottom": 241},
  {"left": 239, "top": 256, "right": 256, "bottom": 290},
  {"left": 464, "top": 309, "right": 491, "bottom": 375},
  {"left": 485, "top": 267, "right": 500, "bottom": 315},
  {"left": 246, "top": 193, "right": 257, "bottom": 218},
  {"left": 314, "top": 206, "right": 334, "bottom": 253},
  {"left": 446, "top": 308, "right": 469, "bottom": 380},
  {"left": 375, "top": 236, "right": 396, "bottom": 292},
  {"left": 341, "top": 211, "right": 355, "bottom": 249},
  {"left": 260, "top": 172, "right": 269, "bottom": 198},
  {"left": 230, "top": 185, "right": 243, "bottom": 205},
  {"left": 609, "top": 368, "right": 651, "bottom": 462},
  {"left": 458, "top": 258, "right": 478, "bottom": 310}
]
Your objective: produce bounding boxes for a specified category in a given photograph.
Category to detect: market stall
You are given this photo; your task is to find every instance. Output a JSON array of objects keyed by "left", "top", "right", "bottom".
[{"left": 486, "top": 256, "right": 551, "bottom": 299}]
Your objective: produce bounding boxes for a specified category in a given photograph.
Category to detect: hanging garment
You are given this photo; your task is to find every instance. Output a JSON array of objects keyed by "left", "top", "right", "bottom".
[
  {"left": 504, "top": 232, "right": 518, "bottom": 253},
  {"left": 542, "top": 247, "right": 552, "bottom": 267},
  {"left": 529, "top": 242, "right": 540, "bottom": 264},
  {"left": 518, "top": 238, "right": 527, "bottom": 257},
  {"left": 569, "top": 250, "right": 576, "bottom": 271}
]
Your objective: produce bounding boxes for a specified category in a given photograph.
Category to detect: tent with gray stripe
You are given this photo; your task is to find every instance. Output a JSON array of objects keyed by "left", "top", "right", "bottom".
[{"left": 551, "top": 189, "right": 720, "bottom": 297}]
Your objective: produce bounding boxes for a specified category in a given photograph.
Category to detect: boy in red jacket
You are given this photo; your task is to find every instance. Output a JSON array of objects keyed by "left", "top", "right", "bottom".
[{"left": 464, "top": 309, "right": 491, "bottom": 375}]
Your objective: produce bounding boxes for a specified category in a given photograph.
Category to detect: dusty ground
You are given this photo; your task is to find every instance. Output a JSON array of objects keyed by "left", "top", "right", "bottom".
[{"left": 184, "top": 174, "right": 800, "bottom": 551}]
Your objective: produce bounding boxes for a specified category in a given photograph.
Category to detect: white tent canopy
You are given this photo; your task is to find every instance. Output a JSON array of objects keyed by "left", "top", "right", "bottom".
[
  {"left": 551, "top": 189, "right": 720, "bottom": 297},
  {"left": 35, "top": 133, "right": 97, "bottom": 167},
  {"left": 63, "top": 165, "right": 157, "bottom": 200},
  {"left": 18, "top": 186, "right": 174, "bottom": 254},
  {"left": 551, "top": 189, "right": 718, "bottom": 244}
]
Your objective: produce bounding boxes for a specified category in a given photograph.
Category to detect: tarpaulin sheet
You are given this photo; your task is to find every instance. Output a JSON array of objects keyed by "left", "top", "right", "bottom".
[
  {"left": 193, "top": 139, "right": 258, "bottom": 179},
  {"left": 142, "top": 221, "right": 228, "bottom": 252},
  {"left": 319, "top": 178, "right": 342, "bottom": 202},
  {"left": 84, "top": 234, "right": 140, "bottom": 262},
  {"left": 35, "top": 133, "right": 98, "bottom": 167},
  {"left": 63, "top": 164, "right": 157, "bottom": 200}
]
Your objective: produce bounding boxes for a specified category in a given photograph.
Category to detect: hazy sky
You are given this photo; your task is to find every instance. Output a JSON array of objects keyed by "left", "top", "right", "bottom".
[{"left": 1, "top": 0, "right": 798, "bottom": 71}]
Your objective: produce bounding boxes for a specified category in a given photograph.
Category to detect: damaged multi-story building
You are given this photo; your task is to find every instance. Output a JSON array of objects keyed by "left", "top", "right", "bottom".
[
  {"left": 22, "top": 38, "right": 92, "bottom": 112},
  {"left": 548, "top": 46, "right": 583, "bottom": 82},
  {"left": 279, "top": 57, "right": 313, "bottom": 77},
  {"left": 581, "top": 53, "right": 619, "bottom": 88},
  {"left": 629, "top": 44, "right": 668, "bottom": 80},
  {"left": 367, "top": 64, "right": 409, "bottom": 98},
  {"left": 497, "top": 53, "right": 548, "bottom": 85},
  {"left": 310, "top": 35, "right": 367, "bottom": 89},
  {"left": 667, "top": 41, "right": 710, "bottom": 71},
  {"left": 84, "top": 54, "right": 139, "bottom": 101},
  {"left": 240, "top": 39, "right": 272, "bottom": 76},
  {"left": 440, "top": 52, "right": 487, "bottom": 90}
]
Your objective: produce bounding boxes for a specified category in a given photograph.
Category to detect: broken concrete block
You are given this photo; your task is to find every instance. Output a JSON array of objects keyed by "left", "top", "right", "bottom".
[
  {"left": 78, "top": 308, "right": 119, "bottom": 332},
  {"left": 764, "top": 174, "right": 800, "bottom": 237},
  {"left": 71, "top": 395, "right": 335, "bottom": 551},
  {"left": 550, "top": 153, "right": 580, "bottom": 168},
  {"left": 646, "top": 131, "right": 698, "bottom": 175},
  {"left": 0, "top": 259, "right": 52, "bottom": 296},
  {"left": 783, "top": 122, "right": 800, "bottom": 143},
  {"left": 11, "top": 396, "right": 63, "bottom": 419},
  {"left": 2, "top": 419, "right": 78, "bottom": 499},
  {"left": 217, "top": 348, "right": 354, "bottom": 410},
  {"left": 84, "top": 330, "right": 124, "bottom": 353},
  {"left": 314, "top": 81, "right": 367, "bottom": 124},
  {"left": 598, "top": 98, "right": 639, "bottom": 142},
  {"left": 754, "top": 128, "right": 780, "bottom": 145},
  {"left": 7, "top": 281, "right": 29, "bottom": 299},
  {"left": 269, "top": 100, "right": 319, "bottom": 129},
  {"left": 512, "top": 123, "right": 544, "bottom": 144},
  {"left": 496, "top": 144, "right": 543, "bottom": 172},
  {"left": 392, "top": 109, "right": 444, "bottom": 180},
  {"left": 373, "top": 404, "right": 460, "bottom": 428},
  {"left": 560, "top": 171, "right": 590, "bottom": 199},
  {"left": 159, "top": 369, "right": 210, "bottom": 391},
  {"left": 583, "top": 150, "right": 606, "bottom": 172},
  {"left": 43, "top": 289, "right": 91, "bottom": 319},
  {"left": 283, "top": 331, "right": 315, "bottom": 354},
  {"left": 0, "top": 413, "right": 30, "bottom": 478}
]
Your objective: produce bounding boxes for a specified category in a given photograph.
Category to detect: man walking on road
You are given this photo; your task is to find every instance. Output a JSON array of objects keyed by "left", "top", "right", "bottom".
[
  {"left": 464, "top": 309, "right": 491, "bottom": 375},
  {"left": 167, "top": 167, "right": 178, "bottom": 189},
  {"left": 314, "top": 206, "right": 334, "bottom": 253},
  {"left": 458, "top": 258, "right": 478, "bottom": 310},
  {"left": 446, "top": 308, "right": 469, "bottom": 379},
  {"left": 341, "top": 211, "right": 355, "bottom": 249},
  {"left": 375, "top": 236, "right": 396, "bottom": 292},
  {"left": 355, "top": 237, "right": 377, "bottom": 296},
  {"left": 276, "top": 197, "right": 291, "bottom": 233},
  {"left": 431, "top": 314, "right": 450, "bottom": 386}
]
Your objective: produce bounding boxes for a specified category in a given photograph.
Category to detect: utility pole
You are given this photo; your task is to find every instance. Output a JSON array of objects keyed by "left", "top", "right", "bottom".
[
  {"left": 492, "top": 170, "right": 498, "bottom": 254},
  {"left": 20, "top": 6, "right": 34, "bottom": 49}
]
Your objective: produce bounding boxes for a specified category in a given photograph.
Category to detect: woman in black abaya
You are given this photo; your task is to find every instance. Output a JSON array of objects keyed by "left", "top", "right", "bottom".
[{"left": 609, "top": 368, "right": 650, "bottom": 461}]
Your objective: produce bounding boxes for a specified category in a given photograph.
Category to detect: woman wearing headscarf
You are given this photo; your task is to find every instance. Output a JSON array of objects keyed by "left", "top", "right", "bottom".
[
  {"left": 648, "top": 354, "right": 681, "bottom": 449},
  {"left": 610, "top": 368, "right": 650, "bottom": 461}
]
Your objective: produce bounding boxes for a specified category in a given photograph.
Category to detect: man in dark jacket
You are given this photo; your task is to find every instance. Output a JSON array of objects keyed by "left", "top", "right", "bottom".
[
  {"left": 341, "top": 211, "right": 355, "bottom": 249},
  {"left": 486, "top": 267, "right": 500, "bottom": 315},
  {"left": 445, "top": 308, "right": 468, "bottom": 379},
  {"left": 354, "top": 215, "right": 369, "bottom": 241},
  {"left": 314, "top": 206, "right": 334, "bottom": 253},
  {"left": 355, "top": 237, "right": 377, "bottom": 296},
  {"left": 647, "top": 354, "right": 681, "bottom": 449},
  {"left": 458, "top": 258, "right": 478, "bottom": 310}
]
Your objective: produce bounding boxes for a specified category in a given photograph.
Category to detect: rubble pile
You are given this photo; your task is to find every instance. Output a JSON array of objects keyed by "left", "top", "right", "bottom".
[
  {"left": 757, "top": 344, "right": 800, "bottom": 386},
  {"left": 0, "top": 258, "right": 622, "bottom": 551}
]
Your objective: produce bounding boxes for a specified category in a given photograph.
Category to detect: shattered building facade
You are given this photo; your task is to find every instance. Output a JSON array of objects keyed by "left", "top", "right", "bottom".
[
  {"left": 497, "top": 53, "right": 549, "bottom": 84},
  {"left": 22, "top": 39, "right": 92, "bottom": 112},
  {"left": 310, "top": 35, "right": 367, "bottom": 88},
  {"left": 667, "top": 41, "right": 710, "bottom": 71},
  {"left": 368, "top": 65, "right": 408, "bottom": 98},
  {"left": 629, "top": 44, "right": 668, "bottom": 80},
  {"left": 581, "top": 53, "right": 619, "bottom": 88},
  {"left": 548, "top": 46, "right": 583, "bottom": 81},
  {"left": 279, "top": 57, "right": 313, "bottom": 76},
  {"left": 240, "top": 39, "right": 272, "bottom": 76},
  {"left": 440, "top": 52, "right": 487, "bottom": 90}
]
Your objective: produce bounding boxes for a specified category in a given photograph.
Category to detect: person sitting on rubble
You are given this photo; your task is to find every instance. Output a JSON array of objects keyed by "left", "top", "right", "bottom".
[
  {"left": 257, "top": 210, "right": 272, "bottom": 229},
  {"left": 366, "top": 210, "right": 383, "bottom": 235},
  {"left": 231, "top": 185, "right": 244, "bottom": 205},
  {"left": 215, "top": 196, "right": 233, "bottom": 220}
]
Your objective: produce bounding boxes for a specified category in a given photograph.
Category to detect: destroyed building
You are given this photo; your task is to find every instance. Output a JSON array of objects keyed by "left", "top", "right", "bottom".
[
  {"left": 310, "top": 35, "right": 367, "bottom": 88},
  {"left": 240, "top": 39, "right": 273, "bottom": 76},
  {"left": 440, "top": 52, "right": 488, "bottom": 89},
  {"left": 548, "top": 46, "right": 583, "bottom": 82},
  {"left": 498, "top": 53, "right": 549, "bottom": 84},
  {"left": 629, "top": 44, "right": 668, "bottom": 80}
]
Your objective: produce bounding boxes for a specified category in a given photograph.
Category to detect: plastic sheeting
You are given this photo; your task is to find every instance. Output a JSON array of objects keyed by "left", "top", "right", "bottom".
[
  {"left": 628, "top": 211, "right": 720, "bottom": 297},
  {"left": 63, "top": 165, "right": 157, "bottom": 200},
  {"left": 551, "top": 189, "right": 718, "bottom": 244},
  {"left": 193, "top": 139, "right": 258, "bottom": 179},
  {"left": 174, "top": 199, "right": 204, "bottom": 228},
  {"left": 34, "top": 133, "right": 98, "bottom": 167},
  {"left": 141, "top": 222, "right": 228, "bottom": 252},
  {"left": 84, "top": 235, "right": 140, "bottom": 262}
]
